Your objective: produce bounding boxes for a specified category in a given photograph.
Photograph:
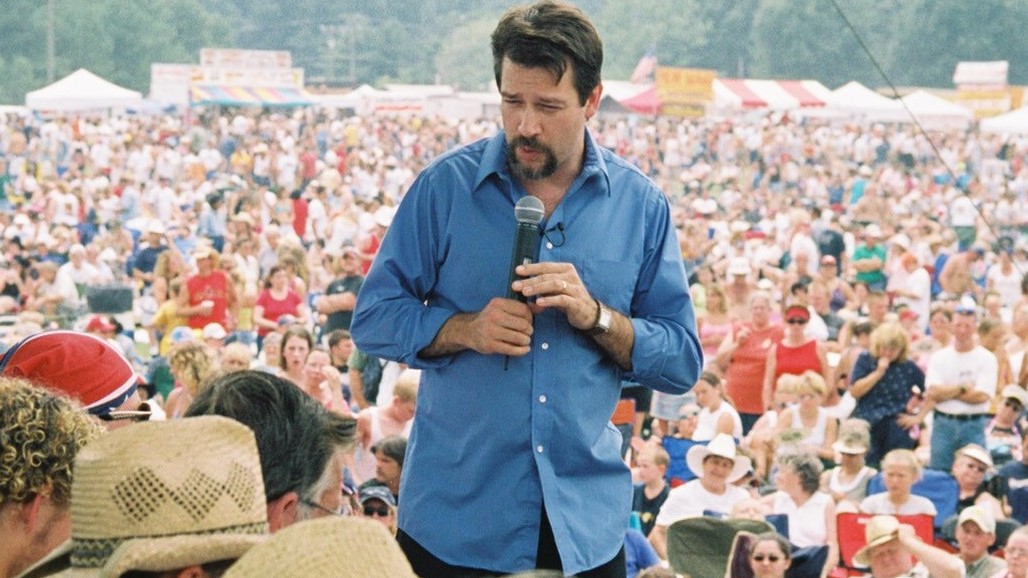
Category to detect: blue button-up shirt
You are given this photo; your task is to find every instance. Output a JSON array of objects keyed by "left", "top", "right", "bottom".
[{"left": 351, "top": 130, "right": 701, "bottom": 575}]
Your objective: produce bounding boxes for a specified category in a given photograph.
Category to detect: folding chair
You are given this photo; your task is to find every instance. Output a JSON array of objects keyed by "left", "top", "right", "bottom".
[
  {"left": 865, "top": 469, "right": 958, "bottom": 529},
  {"left": 836, "top": 512, "right": 934, "bottom": 573},
  {"left": 667, "top": 517, "right": 774, "bottom": 578}
]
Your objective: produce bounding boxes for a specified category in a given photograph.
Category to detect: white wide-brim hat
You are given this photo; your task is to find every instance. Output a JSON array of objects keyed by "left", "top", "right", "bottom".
[{"left": 685, "top": 433, "right": 751, "bottom": 484}]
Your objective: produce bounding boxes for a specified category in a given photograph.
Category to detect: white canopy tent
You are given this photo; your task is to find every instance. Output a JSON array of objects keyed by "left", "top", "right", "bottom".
[
  {"left": 827, "top": 81, "right": 907, "bottom": 122},
  {"left": 26, "top": 69, "right": 144, "bottom": 112},
  {"left": 899, "top": 90, "right": 974, "bottom": 130},
  {"left": 980, "top": 106, "right": 1028, "bottom": 135}
]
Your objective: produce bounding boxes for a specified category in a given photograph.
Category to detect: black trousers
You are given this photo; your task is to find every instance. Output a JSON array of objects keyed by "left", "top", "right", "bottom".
[{"left": 398, "top": 507, "right": 627, "bottom": 578}]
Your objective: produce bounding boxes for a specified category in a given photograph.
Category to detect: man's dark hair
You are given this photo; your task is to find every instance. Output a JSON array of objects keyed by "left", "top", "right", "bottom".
[
  {"left": 491, "top": 0, "right": 603, "bottom": 105},
  {"left": 326, "top": 329, "right": 351, "bottom": 349},
  {"left": 184, "top": 370, "right": 356, "bottom": 502}
]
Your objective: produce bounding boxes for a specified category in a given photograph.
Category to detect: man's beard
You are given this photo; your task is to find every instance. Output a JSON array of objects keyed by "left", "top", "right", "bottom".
[{"left": 506, "top": 136, "right": 558, "bottom": 181}]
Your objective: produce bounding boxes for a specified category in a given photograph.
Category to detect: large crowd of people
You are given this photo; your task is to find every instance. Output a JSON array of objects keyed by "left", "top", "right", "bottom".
[{"left": 3, "top": 6, "right": 1028, "bottom": 576}]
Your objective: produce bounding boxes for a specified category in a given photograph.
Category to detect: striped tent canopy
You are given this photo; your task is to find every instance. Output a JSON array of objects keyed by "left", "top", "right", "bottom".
[{"left": 189, "top": 84, "right": 314, "bottom": 107}]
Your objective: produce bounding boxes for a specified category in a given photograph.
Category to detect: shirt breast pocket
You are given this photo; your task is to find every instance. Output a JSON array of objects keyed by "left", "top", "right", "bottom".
[{"left": 578, "top": 258, "right": 638, "bottom": 313}]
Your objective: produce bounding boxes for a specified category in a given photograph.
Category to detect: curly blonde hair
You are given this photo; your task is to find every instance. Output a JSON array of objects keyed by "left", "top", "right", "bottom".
[
  {"left": 168, "top": 341, "right": 219, "bottom": 394},
  {"left": 0, "top": 377, "right": 102, "bottom": 506}
]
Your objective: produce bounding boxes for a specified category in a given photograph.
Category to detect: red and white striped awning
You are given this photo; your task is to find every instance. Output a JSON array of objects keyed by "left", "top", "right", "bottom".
[
  {"left": 714, "top": 79, "right": 833, "bottom": 110},
  {"left": 608, "top": 78, "right": 836, "bottom": 115}
]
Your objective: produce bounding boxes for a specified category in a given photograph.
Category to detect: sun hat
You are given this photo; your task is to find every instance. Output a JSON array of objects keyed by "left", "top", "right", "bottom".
[
  {"left": 0, "top": 331, "right": 140, "bottom": 418},
  {"left": 956, "top": 443, "right": 994, "bottom": 469},
  {"left": 727, "top": 257, "right": 751, "bottom": 277},
  {"left": 1001, "top": 384, "right": 1028, "bottom": 408},
  {"left": 192, "top": 243, "right": 218, "bottom": 260},
  {"left": 203, "top": 322, "right": 228, "bottom": 340},
  {"left": 685, "top": 433, "right": 751, "bottom": 483},
  {"left": 832, "top": 428, "right": 870, "bottom": 456},
  {"left": 957, "top": 505, "right": 996, "bottom": 534},
  {"left": 145, "top": 220, "right": 166, "bottom": 235},
  {"left": 853, "top": 515, "right": 907, "bottom": 566},
  {"left": 783, "top": 304, "right": 811, "bottom": 322},
  {"left": 25, "top": 416, "right": 268, "bottom": 578},
  {"left": 169, "top": 326, "right": 197, "bottom": 345},
  {"left": 222, "top": 516, "right": 416, "bottom": 578}
]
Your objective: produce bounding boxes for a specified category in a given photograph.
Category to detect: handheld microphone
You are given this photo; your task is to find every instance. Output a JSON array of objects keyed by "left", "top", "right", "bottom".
[
  {"left": 506, "top": 196, "right": 544, "bottom": 302},
  {"left": 503, "top": 196, "right": 543, "bottom": 370}
]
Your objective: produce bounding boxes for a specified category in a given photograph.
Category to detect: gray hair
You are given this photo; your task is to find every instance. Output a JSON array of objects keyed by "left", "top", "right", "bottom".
[{"left": 777, "top": 451, "right": 823, "bottom": 495}]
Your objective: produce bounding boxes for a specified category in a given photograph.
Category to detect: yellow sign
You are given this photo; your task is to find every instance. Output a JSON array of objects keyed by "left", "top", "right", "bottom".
[
  {"left": 655, "top": 67, "right": 715, "bottom": 101},
  {"left": 956, "top": 87, "right": 1011, "bottom": 118},
  {"left": 655, "top": 66, "right": 714, "bottom": 117}
]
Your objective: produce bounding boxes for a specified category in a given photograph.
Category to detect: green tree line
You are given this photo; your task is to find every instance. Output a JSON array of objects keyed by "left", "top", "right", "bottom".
[{"left": 2, "top": 0, "right": 1026, "bottom": 104}]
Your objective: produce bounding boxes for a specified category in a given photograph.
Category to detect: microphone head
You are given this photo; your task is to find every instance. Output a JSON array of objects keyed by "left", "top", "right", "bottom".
[{"left": 514, "top": 195, "right": 545, "bottom": 226}]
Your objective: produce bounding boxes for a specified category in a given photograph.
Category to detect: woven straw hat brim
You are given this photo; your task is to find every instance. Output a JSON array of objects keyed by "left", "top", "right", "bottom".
[
  {"left": 223, "top": 517, "right": 417, "bottom": 578},
  {"left": 35, "top": 535, "right": 264, "bottom": 578},
  {"left": 852, "top": 533, "right": 898, "bottom": 567}
]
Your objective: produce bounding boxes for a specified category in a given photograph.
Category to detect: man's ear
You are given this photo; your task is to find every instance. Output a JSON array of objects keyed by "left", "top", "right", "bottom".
[
  {"left": 20, "top": 493, "right": 47, "bottom": 533},
  {"left": 266, "top": 491, "right": 299, "bottom": 533}
]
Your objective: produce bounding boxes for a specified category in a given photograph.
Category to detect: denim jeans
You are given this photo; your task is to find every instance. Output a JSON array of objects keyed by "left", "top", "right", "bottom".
[{"left": 929, "top": 413, "right": 987, "bottom": 471}]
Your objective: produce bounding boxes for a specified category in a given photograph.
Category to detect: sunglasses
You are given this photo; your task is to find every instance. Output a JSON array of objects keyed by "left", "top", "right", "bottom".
[
  {"left": 752, "top": 554, "right": 782, "bottom": 563},
  {"left": 1004, "top": 399, "right": 1024, "bottom": 411},
  {"left": 786, "top": 318, "right": 808, "bottom": 325},
  {"left": 363, "top": 505, "right": 391, "bottom": 517},
  {"left": 98, "top": 409, "right": 152, "bottom": 422}
]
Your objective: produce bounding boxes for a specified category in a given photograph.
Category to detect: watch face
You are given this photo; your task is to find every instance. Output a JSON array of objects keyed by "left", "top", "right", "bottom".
[{"left": 598, "top": 305, "right": 612, "bottom": 331}]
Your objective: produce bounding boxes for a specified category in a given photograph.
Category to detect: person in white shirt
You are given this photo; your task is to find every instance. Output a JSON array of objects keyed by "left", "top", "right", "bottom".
[
  {"left": 649, "top": 433, "right": 751, "bottom": 559},
  {"left": 924, "top": 305, "right": 998, "bottom": 472}
]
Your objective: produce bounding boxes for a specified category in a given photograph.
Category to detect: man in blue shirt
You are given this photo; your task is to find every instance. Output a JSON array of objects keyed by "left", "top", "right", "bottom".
[{"left": 350, "top": 2, "right": 702, "bottom": 576}]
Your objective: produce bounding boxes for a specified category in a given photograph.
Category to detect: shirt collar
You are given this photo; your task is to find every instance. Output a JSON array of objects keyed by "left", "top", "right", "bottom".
[{"left": 473, "top": 130, "right": 611, "bottom": 197}]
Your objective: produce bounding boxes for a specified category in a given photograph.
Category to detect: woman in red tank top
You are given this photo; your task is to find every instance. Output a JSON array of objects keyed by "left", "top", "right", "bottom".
[{"left": 763, "top": 303, "right": 830, "bottom": 411}]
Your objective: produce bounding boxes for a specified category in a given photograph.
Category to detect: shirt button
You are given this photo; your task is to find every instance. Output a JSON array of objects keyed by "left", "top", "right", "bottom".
[
  {"left": 539, "top": 395, "right": 547, "bottom": 403},
  {"left": 537, "top": 445, "right": 544, "bottom": 453},
  {"left": 546, "top": 242, "right": 554, "bottom": 250},
  {"left": 541, "top": 342, "right": 549, "bottom": 350}
]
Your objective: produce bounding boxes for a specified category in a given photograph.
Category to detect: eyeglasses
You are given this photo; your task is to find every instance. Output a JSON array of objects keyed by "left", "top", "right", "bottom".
[
  {"left": 1006, "top": 547, "right": 1028, "bottom": 558},
  {"left": 363, "top": 505, "right": 391, "bottom": 517},
  {"left": 751, "top": 554, "right": 782, "bottom": 563},
  {"left": 786, "top": 318, "right": 808, "bottom": 325},
  {"left": 301, "top": 499, "right": 350, "bottom": 517},
  {"left": 966, "top": 463, "right": 987, "bottom": 473}
]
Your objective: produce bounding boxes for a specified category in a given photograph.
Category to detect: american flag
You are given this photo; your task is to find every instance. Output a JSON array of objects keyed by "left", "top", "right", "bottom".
[{"left": 630, "top": 48, "right": 657, "bottom": 84}]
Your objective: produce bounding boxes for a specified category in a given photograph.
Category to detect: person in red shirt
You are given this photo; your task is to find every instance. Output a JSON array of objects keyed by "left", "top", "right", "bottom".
[
  {"left": 178, "top": 244, "right": 238, "bottom": 333},
  {"left": 763, "top": 303, "right": 830, "bottom": 411},
  {"left": 716, "top": 291, "right": 785, "bottom": 434}
]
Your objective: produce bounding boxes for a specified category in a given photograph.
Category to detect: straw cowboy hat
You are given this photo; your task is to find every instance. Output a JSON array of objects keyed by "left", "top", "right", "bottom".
[
  {"left": 853, "top": 515, "right": 909, "bottom": 566},
  {"left": 223, "top": 516, "right": 416, "bottom": 578},
  {"left": 686, "top": 433, "right": 751, "bottom": 484},
  {"left": 22, "top": 416, "right": 268, "bottom": 578}
]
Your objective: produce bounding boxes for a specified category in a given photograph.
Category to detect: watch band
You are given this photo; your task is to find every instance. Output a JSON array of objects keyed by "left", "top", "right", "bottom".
[{"left": 587, "top": 300, "right": 612, "bottom": 336}]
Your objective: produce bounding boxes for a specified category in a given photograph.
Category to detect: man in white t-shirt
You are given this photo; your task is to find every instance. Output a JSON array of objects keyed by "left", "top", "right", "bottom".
[{"left": 924, "top": 305, "right": 998, "bottom": 472}]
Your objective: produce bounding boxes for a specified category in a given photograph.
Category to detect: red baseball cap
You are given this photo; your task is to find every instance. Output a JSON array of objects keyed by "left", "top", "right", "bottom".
[{"left": 0, "top": 330, "right": 140, "bottom": 416}]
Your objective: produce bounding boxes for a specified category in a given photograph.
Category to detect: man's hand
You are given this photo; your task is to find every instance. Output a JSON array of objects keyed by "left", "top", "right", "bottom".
[
  {"left": 420, "top": 298, "right": 533, "bottom": 358},
  {"left": 465, "top": 298, "right": 534, "bottom": 355},
  {"left": 511, "top": 262, "right": 596, "bottom": 330}
]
